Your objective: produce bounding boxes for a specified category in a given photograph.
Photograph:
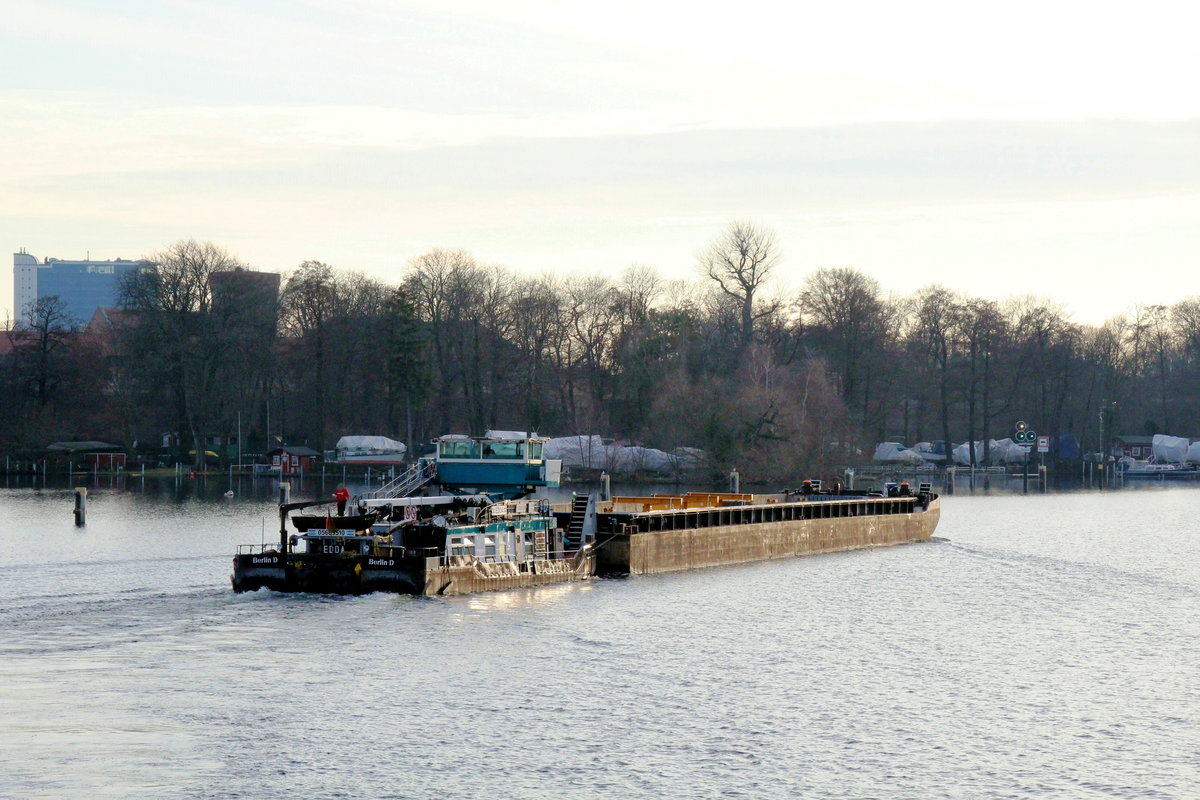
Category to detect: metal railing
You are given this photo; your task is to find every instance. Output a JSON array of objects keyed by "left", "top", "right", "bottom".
[{"left": 366, "top": 459, "right": 437, "bottom": 500}]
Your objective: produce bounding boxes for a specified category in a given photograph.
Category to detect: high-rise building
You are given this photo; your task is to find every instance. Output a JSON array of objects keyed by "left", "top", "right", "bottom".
[
  {"left": 12, "top": 250, "right": 150, "bottom": 323},
  {"left": 210, "top": 267, "right": 282, "bottom": 338}
]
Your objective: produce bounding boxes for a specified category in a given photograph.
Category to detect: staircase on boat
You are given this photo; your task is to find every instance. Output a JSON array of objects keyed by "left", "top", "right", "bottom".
[
  {"left": 565, "top": 494, "right": 589, "bottom": 549},
  {"left": 365, "top": 459, "right": 437, "bottom": 500}
]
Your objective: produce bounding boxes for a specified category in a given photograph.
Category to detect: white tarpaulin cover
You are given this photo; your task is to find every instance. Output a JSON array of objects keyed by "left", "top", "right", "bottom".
[
  {"left": 911, "top": 442, "right": 946, "bottom": 462},
  {"left": 335, "top": 435, "right": 407, "bottom": 456},
  {"left": 951, "top": 438, "right": 1027, "bottom": 465},
  {"left": 873, "top": 442, "right": 927, "bottom": 464},
  {"left": 1187, "top": 442, "right": 1200, "bottom": 464},
  {"left": 991, "top": 438, "right": 1028, "bottom": 464},
  {"left": 952, "top": 441, "right": 989, "bottom": 466},
  {"left": 484, "top": 430, "right": 535, "bottom": 440},
  {"left": 1152, "top": 434, "right": 1189, "bottom": 463},
  {"left": 543, "top": 435, "right": 702, "bottom": 474}
]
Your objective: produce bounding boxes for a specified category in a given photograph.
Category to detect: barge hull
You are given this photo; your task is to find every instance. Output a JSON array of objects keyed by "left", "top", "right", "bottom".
[
  {"left": 601, "top": 498, "right": 940, "bottom": 575},
  {"left": 422, "top": 555, "right": 594, "bottom": 596}
]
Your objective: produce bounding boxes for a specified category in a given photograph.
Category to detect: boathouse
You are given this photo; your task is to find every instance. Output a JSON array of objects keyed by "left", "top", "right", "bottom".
[
  {"left": 47, "top": 441, "right": 126, "bottom": 470},
  {"left": 1111, "top": 435, "right": 1155, "bottom": 459},
  {"left": 268, "top": 445, "right": 320, "bottom": 476}
]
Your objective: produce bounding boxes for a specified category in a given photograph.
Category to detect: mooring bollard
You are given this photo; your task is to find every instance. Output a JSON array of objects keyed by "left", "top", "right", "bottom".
[
  {"left": 74, "top": 487, "right": 87, "bottom": 526},
  {"left": 1039, "top": 465, "right": 1048, "bottom": 493}
]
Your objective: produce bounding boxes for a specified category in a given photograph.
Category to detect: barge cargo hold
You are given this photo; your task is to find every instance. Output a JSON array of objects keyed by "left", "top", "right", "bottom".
[{"left": 586, "top": 489, "right": 940, "bottom": 576}]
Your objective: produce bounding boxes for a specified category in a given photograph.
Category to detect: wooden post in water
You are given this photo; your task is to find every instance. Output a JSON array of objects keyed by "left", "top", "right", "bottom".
[{"left": 74, "top": 487, "right": 87, "bottom": 526}]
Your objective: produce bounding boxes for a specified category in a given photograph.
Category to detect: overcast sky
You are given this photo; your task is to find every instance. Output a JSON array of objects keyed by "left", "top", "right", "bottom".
[{"left": 3, "top": 0, "right": 1198, "bottom": 324}]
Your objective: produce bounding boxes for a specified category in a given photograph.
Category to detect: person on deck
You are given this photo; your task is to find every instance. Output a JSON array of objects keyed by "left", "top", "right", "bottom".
[{"left": 334, "top": 486, "right": 350, "bottom": 516}]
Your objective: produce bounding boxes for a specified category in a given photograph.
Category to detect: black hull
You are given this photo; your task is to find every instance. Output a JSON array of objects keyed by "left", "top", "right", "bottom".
[
  {"left": 232, "top": 552, "right": 594, "bottom": 597},
  {"left": 290, "top": 513, "right": 377, "bottom": 532},
  {"left": 232, "top": 552, "right": 421, "bottom": 595}
]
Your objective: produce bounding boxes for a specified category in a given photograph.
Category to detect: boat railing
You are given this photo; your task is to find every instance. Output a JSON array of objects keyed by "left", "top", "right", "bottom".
[{"left": 236, "top": 543, "right": 279, "bottom": 555}]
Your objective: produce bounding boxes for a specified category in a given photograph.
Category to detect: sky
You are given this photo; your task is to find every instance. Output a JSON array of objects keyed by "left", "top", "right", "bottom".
[{"left": 2, "top": 0, "right": 1198, "bottom": 325}]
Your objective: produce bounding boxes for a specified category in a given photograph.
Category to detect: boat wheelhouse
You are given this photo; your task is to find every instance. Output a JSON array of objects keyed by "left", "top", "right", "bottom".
[{"left": 431, "top": 434, "right": 561, "bottom": 498}]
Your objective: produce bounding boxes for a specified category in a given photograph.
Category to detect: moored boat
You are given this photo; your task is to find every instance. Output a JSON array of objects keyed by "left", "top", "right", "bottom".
[{"left": 1116, "top": 458, "right": 1200, "bottom": 480}]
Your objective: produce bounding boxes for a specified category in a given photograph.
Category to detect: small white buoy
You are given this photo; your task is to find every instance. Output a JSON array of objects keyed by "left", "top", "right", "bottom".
[{"left": 224, "top": 490, "right": 235, "bottom": 498}]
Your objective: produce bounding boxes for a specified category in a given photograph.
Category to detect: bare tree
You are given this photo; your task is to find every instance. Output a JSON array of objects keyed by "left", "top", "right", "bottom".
[
  {"left": 617, "top": 264, "right": 662, "bottom": 324},
  {"left": 911, "top": 286, "right": 962, "bottom": 466},
  {"left": 696, "top": 220, "right": 781, "bottom": 351},
  {"left": 118, "top": 240, "right": 247, "bottom": 469},
  {"left": 799, "top": 267, "right": 897, "bottom": 440},
  {"left": 18, "top": 296, "right": 80, "bottom": 411},
  {"left": 280, "top": 261, "right": 337, "bottom": 447}
]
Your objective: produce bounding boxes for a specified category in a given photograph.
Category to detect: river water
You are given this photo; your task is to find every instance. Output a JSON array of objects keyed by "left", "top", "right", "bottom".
[{"left": 1, "top": 478, "right": 1196, "bottom": 799}]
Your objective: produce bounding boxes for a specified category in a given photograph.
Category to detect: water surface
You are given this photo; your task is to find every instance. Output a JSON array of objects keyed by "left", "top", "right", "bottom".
[{"left": 1, "top": 482, "right": 1196, "bottom": 798}]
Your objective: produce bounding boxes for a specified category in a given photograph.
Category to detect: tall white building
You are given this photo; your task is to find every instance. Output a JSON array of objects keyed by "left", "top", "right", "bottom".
[{"left": 13, "top": 251, "right": 37, "bottom": 318}]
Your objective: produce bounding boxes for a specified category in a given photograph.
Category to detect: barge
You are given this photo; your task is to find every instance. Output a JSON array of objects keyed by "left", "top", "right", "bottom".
[
  {"left": 232, "top": 433, "right": 939, "bottom": 596},
  {"left": 584, "top": 484, "right": 939, "bottom": 576}
]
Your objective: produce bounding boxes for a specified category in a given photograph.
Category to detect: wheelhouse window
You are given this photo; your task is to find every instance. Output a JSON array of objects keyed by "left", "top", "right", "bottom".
[
  {"left": 439, "top": 441, "right": 479, "bottom": 459},
  {"left": 482, "top": 441, "right": 523, "bottom": 459}
]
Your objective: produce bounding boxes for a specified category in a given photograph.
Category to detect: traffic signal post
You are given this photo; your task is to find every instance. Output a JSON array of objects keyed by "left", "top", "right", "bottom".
[{"left": 1014, "top": 420, "right": 1036, "bottom": 494}]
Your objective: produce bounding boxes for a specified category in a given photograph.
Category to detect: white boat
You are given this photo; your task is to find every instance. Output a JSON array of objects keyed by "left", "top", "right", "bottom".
[
  {"left": 1117, "top": 457, "right": 1200, "bottom": 480},
  {"left": 330, "top": 435, "right": 407, "bottom": 465}
]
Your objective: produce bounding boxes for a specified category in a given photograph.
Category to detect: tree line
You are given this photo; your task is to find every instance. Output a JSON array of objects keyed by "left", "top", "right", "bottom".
[{"left": 3, "top": 225, "right": 1198, "bottom": 480}]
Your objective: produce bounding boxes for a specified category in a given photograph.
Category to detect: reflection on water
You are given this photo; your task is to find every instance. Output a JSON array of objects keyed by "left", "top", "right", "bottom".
[{"left": 0, "top": 483, "right": 1197, "bottom": 799}]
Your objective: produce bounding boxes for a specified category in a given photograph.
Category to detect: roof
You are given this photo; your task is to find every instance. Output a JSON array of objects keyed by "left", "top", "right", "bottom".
[
  {"left": 270, "top": 445, "right": 321, "bottom": 457},
  {"left": 1113, "top": 435, "right": 1155, "bottom": 445},
  {"left": 47, "top": 441, "right": 122, "bottom": 452}
]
